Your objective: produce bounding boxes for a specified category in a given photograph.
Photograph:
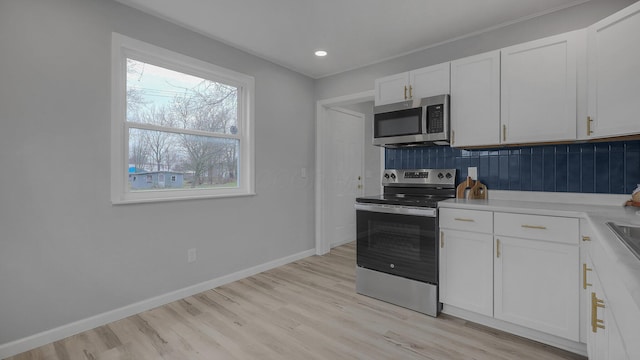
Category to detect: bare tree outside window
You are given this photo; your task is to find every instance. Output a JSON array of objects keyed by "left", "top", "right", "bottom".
[{"left": 126, "top": 59, "right": 240, "bottom": 191}]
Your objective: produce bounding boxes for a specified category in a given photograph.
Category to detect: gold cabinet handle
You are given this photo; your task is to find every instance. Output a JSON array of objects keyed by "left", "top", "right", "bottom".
[
  {"left": 591, "top": 292, "right": 605, "bottom": 333},
  {"left": 583, "top": 263, "right": 592, "bottom": 290},
  {"left": 454, "top": 218, "right": 475, "bottom": 222},
  {"left": 404, "top": 85, "right": 408, "bottom": 100},
  {"left": 408, "top": 85, "right": 413, "bottom": 99},
  {"left": 582, "top": 236, "right": 591, "bottom": 242},
  {"left": 451, "top": 130, "right": 455, "bottom": 145},
  {"left": 521, "top": 224, "right": 547, "bottom": 230},
  {"left": 502, "top": 124, "right": 506, "bottom": 141},
  {"left": 587, "top": 116, "right": 594, "bottom": 135},
  {"left": 440, "top": 231, "right": 444, "bottom": 248},
  {"left": 496, "top": 238, "right": 501, "bottom": 258}
]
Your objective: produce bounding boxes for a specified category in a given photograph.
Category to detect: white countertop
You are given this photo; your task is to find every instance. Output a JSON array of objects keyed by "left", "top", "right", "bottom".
[{"left": 439, "top": 195, "right": 640, "bottom": 314}]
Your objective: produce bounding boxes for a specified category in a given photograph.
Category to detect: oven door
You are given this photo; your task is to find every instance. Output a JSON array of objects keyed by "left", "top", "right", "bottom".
[{"left": 355, "top": 204, "right": 438, "bottom": 284}]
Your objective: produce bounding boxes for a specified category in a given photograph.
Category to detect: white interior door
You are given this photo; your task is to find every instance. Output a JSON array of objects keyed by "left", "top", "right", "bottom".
[{"left": 325, "top": 107, "right": 364, "bottom": 248}]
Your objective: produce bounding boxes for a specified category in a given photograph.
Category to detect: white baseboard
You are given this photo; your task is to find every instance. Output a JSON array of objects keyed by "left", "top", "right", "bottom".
[
  {"left": 331, "top": 238, "right": 355, "bottom": 248},
  {"left": 0, "top": 248, "right": 316, "bottom": 359}
]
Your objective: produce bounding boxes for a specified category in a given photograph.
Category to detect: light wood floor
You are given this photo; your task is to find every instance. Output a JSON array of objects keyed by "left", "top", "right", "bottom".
[{"left": 9, "top": 242, "right": 586, "bottom": 360}]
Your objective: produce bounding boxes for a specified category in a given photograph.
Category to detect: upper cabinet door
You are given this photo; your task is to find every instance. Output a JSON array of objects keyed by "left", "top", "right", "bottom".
[
  {"left": 374, "top": 63, "right": 450, "bottom": 106},
  {"left": 501, "top": 30, "right": 583, "bottom": 144},
  {"left": 410, "top": 62, "right": 450, "bottom": 99},
  {"left": 587, "top": 1, "right": 640, "bottom": 138},
  {"left": 374, "top": 72, "right": 410, "bottom": 106},
  {"left": 450, "top": 50, "right": 501, "bottom": 147}
]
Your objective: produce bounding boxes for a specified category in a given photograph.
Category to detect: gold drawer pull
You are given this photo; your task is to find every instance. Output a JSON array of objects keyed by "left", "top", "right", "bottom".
[
  {"left": 583, "top": 264, "right": 592, "bottom": 290},
  {"left": 496, "top": 239, "right": 501, "bottom": 258},
  {"left": 591, "top": 292, "right": 606, "bottom": 333},
  {"left": 454, "top": 218, "right": 475, "bottom": 222},
  {"left": 521, "top": 224, "right": 547, "bottom": 230},
  {"left": 582, "top": 236, "right": 591, "bottom": 242}
]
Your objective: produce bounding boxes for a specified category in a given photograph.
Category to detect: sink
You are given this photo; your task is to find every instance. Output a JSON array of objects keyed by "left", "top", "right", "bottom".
[{"left": 606, "top": 222, "right": 640, "bottom": 260}]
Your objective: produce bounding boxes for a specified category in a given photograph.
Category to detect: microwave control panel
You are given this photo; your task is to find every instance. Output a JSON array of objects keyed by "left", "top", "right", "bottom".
[{"left": 426, "top": 104, "right": 444, "bottom": 134}]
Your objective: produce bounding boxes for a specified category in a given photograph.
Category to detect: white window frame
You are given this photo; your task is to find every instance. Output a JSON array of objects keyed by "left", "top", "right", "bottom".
[{"left": 111, "top": 33, "right": 255, "bottom": 204}]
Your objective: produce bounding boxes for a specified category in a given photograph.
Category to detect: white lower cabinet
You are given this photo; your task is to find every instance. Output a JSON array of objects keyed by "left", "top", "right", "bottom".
[
  {"left": 439, "top": 229, "right": 493, "bottom": 317},
  {"left": 493, "top": 212, "right": 580, "bottom": 341},
  {"left": 439, "top": 209, "right": 494, "bottom": 316},
  {"left": 439, "top": 208, "right": 581, "bottom": 344},
  {"left": 494, "top": 236, "right": 579, "bottom": 341},
  {"left": 584, "top": 254, "right": 630, "bottom": 359}
]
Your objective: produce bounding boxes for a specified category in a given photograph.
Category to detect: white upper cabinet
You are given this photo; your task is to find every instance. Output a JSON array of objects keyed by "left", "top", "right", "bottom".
[
  {"left": 409, "top": 63, "right": 450, "bottom": 99},
  {"left": 375, "top": 72, "right": 410, "bottom": 105},
  {"left": 500, "top": 30, "right": 584, "bottom": 144},
  {"left": 587, "top": 1, "right": 640, "bottom": 138},
  {"left": 374, "top": 62, "right": 450, "bottom": 105},
  {"left": 450, "top": 50, "right": 501, "bottom": 147}
]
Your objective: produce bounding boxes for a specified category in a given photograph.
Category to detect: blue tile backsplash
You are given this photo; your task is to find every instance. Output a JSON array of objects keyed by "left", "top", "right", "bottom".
[{"left": 385, "top": 140, "right": 640, "bottom": 194}]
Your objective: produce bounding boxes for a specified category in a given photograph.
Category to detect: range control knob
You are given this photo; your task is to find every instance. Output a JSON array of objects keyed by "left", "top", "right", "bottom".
[
  {"left": 437, "top": 172, "right": 444, "bottom": 179},
  {"left": 445, "top": 172, "right": 452, "bottom": 179},
  {"left": 390, "top": 173, "right": 396, "bottom": 179},
  {"left": 384, "top": 173, "right": 390, "bottom": 179}
]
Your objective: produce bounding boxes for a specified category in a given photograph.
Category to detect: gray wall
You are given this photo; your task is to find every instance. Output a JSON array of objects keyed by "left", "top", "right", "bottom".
[
  {"left": 0, "top": 0, "right": 315, "bottom": 345},
  {"left": 315, "top": 0, "right": 636, "bottom": 100}
]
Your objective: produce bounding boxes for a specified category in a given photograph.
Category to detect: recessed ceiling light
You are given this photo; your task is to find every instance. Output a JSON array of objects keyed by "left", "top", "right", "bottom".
[{"left": 314, "top": 50, "right": 328, "bottom": 57}]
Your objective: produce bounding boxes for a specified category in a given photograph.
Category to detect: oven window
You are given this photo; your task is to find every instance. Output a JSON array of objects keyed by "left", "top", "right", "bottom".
[
  {"left": 369, "top": 221, "right": 422, "bottom": 261},
  {"left": 356, "top": 210, "right": 437, "bottom": 284}
]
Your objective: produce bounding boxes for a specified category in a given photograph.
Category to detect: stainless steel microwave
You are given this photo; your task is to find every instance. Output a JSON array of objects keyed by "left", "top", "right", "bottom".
[{"left": 373, "top": 94, "right": 450, "bottom": 147}]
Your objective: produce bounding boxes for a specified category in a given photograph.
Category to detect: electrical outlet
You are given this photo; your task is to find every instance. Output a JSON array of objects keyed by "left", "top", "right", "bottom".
[
  {"left": 187, "top": 248, "right": 197, "bottom": 263},
  {"left": 468, "top": 167, "right": 478, "bottom": 180}
]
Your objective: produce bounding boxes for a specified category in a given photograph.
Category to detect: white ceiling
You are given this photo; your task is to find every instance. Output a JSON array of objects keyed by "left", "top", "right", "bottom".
[{"left": 115, "top": 0, "right": 591, "bottom": 79}]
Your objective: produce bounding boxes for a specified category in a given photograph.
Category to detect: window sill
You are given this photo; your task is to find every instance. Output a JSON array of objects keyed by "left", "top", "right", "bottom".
[{"left": 111, "top": 191, "right": 257, "bottom": 205}]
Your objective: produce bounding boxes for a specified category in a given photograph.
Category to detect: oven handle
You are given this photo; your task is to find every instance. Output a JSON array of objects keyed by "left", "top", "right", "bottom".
[{"left": 355, "top": 203, "right": 436, "bottom": 217}]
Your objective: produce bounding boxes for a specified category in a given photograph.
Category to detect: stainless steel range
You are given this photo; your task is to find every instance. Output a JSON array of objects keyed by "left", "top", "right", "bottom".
[{"left": 355, "top": 168, "right": 456, "bottom": 317}]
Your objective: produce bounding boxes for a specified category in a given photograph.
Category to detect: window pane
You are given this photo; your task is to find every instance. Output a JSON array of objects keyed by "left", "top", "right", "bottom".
[
  {"left": 128, "top": 128, "right": 239, "bottom": 191},
  {"left": 126, "top": 59, "right": 238, "bottom": 135}
]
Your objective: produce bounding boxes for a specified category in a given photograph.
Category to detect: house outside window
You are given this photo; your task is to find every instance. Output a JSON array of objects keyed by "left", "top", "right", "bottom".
[{"left": 111, "top": 33, "right": 255, "bottom": 204}]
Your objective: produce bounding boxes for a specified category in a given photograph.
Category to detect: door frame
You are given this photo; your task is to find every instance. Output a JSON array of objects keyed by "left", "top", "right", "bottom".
[{"left": 315, "top": 90, "right": 375, "bottom": 255}]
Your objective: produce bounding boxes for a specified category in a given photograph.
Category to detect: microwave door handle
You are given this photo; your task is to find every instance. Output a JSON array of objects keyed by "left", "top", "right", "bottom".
[{"left": 422, "top": 105, "right": 428, "bottom": 134}]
